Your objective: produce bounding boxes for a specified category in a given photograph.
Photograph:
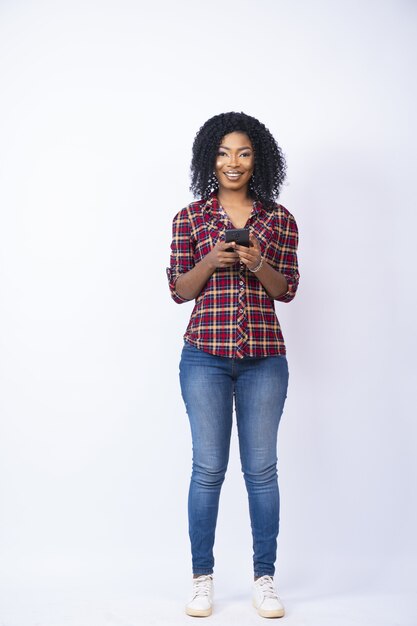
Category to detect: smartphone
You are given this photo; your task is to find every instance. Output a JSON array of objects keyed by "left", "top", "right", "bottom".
[{"left": 225, "top": 228, "right": 250, "bottom": 251}]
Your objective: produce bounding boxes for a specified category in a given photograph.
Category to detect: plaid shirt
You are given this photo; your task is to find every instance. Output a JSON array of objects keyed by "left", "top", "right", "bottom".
[{"left": 167, "top": 191, "right": 299, "bottom": 359}]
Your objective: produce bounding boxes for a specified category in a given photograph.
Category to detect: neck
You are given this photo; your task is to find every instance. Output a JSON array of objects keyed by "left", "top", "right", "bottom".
[{"left": 217, "top": 187, "right": 252, "bottom": 208}]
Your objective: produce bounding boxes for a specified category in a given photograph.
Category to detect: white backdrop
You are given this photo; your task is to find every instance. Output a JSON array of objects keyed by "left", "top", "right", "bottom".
[{"left": 0, "top": 1, "right": 416, "bottom": 624}]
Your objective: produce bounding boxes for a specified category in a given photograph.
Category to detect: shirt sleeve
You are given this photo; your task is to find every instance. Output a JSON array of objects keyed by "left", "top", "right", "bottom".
[
  {"left": 166, "top": 207, "right": 195, "bottom": 303},
  {"left": 267, "top": 208, "right": 300, "bottom": 303}
]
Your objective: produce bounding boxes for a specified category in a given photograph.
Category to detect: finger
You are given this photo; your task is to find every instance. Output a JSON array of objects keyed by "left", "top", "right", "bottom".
[
  {"left": 236, "top": 256, "right": 252, "bottom": 267},
  {"left": 235, "top": 243, "right": 254, "bottom": 253},
  {"left": 220, "top": 258, "right": 239, "bottom": 267},
  {"left": 236, "top": 249, "right": 257, "bottom": 262},
  {"left": 219, "top": 240, "right": 236, "bottom": 250},
  {"left": 220, "top": 252, "right": 239, "bottom": 261},
  {"left": 237, "top": 253, "right": 260, "bottom": 268}
]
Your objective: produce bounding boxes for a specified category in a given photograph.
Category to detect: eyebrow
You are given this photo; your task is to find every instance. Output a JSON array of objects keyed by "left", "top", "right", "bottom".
[{"left": 219, "top": 145, "right": 253, "bottom": 151}]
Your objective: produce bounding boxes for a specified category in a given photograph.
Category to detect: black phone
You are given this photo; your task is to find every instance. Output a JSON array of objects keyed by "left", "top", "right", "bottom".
[{"left": 225, "top": 228, "right": 250, "bottom": 251}]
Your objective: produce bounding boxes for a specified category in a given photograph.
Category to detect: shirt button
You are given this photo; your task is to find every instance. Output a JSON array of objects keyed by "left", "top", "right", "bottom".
[{"left": 240, "top": 280, "right": 244, "bottom": 285}]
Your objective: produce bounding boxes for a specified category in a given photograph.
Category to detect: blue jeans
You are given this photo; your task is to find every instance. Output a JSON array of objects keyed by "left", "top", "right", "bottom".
[{"left": 179, "top": 341, "right": 289, "bottom": 578}]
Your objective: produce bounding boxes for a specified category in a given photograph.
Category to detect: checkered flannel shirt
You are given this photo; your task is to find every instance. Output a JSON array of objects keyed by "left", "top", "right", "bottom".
[{"left": 167, "top": 191, "right": 299, "bottom": 358}]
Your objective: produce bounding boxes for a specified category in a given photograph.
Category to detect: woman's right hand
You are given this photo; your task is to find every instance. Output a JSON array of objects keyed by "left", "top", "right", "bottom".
[
  {"left": 205, "top": 241, "right": 239, "bottom": 269},
  {"left": 174, "top": 240, "right": 239, "bottom": 301}
]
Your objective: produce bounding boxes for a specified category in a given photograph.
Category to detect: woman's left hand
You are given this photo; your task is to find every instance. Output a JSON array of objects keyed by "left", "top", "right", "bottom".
[{"left": 235, "top": 233, "right": 262, "bottom": 271}]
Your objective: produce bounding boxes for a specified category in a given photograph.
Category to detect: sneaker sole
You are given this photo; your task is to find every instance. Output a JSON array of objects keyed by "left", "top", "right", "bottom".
[
  {"left": 253, "top": 599, "right": 285, "bottom": 618},
  {"left": 185, "top": 606, "right": 213, "bottom": 617}
]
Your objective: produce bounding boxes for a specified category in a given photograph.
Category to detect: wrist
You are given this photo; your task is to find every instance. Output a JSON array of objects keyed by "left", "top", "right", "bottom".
[
  {"left": 202, "top": 252, "right": 217, "bottom": 272},
  {"left": 249, "top": 256, "right": 264, "bottom": 273}
]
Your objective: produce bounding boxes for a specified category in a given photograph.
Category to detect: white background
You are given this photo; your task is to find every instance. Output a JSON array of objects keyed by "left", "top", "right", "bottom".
[{"left": 0, "top": 1, "right": 416, "bottom": 624}]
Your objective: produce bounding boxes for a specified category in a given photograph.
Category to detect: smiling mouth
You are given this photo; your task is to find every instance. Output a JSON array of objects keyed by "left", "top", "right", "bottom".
[{"left": 224, "top": 172, "right": 242, "bottom": 180}]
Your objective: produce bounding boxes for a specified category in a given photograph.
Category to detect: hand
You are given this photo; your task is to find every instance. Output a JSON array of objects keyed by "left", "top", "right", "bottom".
[
  {"left": 235, "top": 233, "right": 262, "bottom": 271},
  {"left": 205, "top": 240, "right": 239, "bottom": 269}
]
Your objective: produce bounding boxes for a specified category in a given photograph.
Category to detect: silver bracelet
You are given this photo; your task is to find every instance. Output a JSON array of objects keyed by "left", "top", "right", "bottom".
[{"left": 249, "top": 256, "right": 264, "bottom": 273}]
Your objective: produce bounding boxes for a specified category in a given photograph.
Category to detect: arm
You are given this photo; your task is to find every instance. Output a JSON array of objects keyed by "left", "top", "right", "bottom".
[
  {"left": 235, "top": 235, "right": 288, "bottom": 298},
  {"left": 167, "top": 208, "right": 239, "bottom": 302},
  {"left": 175, "top": 241, "right": 239, "bottom": 300},
  {"left": 174, "top": 256, "right": 215, "bottom": 301},
  {"left": 235, "top": 211, "right": 300, "bottom": 302},
  {"left": 167, "top": 208, "right": 193, "bottom": 303},
  {"left": 272, "top": 210, "right": 300, "bottom": 302}
]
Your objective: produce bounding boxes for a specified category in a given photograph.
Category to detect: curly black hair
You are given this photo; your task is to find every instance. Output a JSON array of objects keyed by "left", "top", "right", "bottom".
[{"left": 190, "top": 111, "right": 286, "bottom": 210}]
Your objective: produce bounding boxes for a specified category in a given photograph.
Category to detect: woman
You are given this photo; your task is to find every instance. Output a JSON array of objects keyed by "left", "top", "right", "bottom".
[{"left": 167, "top": 111, "right": 299, "bottom": 618}]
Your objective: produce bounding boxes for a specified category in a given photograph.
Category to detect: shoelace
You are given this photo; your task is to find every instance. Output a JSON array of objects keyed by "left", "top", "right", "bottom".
[
  {"left": 192, "top": 575, "right": 213, "bottom": 598},
  {"left": 257, "top": 575, "right": 278, "bottom": 599}
]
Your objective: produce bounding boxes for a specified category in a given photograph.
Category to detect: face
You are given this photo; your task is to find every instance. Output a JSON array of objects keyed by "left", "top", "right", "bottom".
[{"left": 214, "top": 131, "right": 254, "bottom": 194}]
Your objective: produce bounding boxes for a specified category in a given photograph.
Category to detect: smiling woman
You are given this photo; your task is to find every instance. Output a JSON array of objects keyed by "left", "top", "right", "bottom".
[
  {"left": 189, "top": 111, "right": 287, "bottom": 211},
  {"left": 167, "top": 111, "right": 299, "bottom": 619},
  {"left": 214, "top": 132, "right": 255, "bottom": 228},
  {"left": 216, "top": 135, "right": 254, "bottom": 184}
]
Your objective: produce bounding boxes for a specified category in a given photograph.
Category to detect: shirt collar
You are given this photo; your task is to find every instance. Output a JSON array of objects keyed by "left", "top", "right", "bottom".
[{"left": 203, "top": 190, "right": 265, "bottom": 218}]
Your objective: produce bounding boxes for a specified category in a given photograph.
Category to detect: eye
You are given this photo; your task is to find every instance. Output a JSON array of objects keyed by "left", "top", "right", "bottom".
[
  {"left": 217, "top": 150, "right": 228, "bottom": 157},
  {"left": 240, "top": 152, "right": 252, "bottom": 157}
]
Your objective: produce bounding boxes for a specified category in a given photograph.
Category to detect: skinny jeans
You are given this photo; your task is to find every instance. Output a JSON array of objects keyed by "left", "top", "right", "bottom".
[{"left": 179, "top": 340, "right": 289, "bottom": 577}]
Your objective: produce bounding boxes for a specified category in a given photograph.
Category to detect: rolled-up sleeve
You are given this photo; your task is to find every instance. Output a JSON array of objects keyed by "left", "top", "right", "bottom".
[
  {"left": 166, "top": 208, "right": 195, "bottom": 303},
  {"left": 267, "top": 210, "right": 300, "bottom": 303}
]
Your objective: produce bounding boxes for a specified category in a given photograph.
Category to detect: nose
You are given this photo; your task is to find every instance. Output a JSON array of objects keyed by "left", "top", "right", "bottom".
[{"left": 229, "top": 153, "right": 238, "bottom": 167}]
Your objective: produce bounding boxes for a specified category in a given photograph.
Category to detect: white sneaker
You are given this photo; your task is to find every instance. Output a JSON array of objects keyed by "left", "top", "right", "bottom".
[
  {"left": 185, "top": 574, "right": 214, "bottom": 617},
  {"left": 253, "top": 575, "right": 285, "bottom": 618}
]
